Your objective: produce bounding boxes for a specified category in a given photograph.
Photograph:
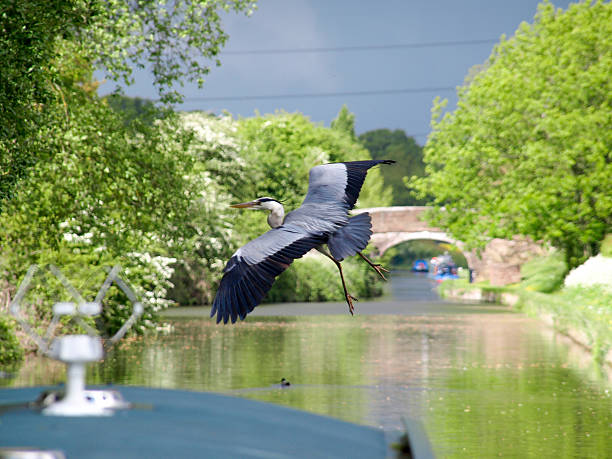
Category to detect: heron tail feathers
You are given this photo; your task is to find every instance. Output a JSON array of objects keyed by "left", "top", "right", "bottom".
[{"left": 327, "top": 212, "right": 373, "bottom": 261}]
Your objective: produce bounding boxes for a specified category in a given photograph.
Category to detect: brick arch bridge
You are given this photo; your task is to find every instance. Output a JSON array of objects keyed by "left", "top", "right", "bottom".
[{"left": 354, "top": 206, "right": 545, "bottom": 286}]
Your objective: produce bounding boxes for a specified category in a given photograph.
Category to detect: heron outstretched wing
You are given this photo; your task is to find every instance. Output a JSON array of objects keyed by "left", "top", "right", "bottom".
[
  {"left": 211, "top": 225, "right": 325, "bottom": 324},
  {"left": 302, "top": 160, "right": 395, "bottom": 210},
  {"left": 292, "top": 160, "right": 392, "bottom": 259}
]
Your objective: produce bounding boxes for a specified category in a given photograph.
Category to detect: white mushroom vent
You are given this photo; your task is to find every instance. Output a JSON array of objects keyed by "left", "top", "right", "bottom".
[{"left": 9, "top": 265, "right": 143, "bottom": 416}]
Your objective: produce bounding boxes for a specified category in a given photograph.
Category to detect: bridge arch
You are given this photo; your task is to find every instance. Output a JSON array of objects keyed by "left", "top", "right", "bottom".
[
  {"left": 356, "top": 206, "right": 547, "bottom": 286},
  {"left": 355, "top": 206, "right": 479, "bottom": 269}
]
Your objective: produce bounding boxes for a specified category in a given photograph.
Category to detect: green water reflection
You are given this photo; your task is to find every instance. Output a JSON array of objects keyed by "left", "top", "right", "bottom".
[{"left": 5, "top": 310, "right": 611, "bottom": 457}]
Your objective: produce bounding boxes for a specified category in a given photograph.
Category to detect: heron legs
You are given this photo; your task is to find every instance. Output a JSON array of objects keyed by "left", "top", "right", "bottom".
[
  {"left": 358, "top": 252, "right": 389, "bottom": 281},
  {"left": 316, "top": 246, "right": 357, "bottom": 315},
  {"left": 332, "top": 258, "right": 358, "bottom": 315}
]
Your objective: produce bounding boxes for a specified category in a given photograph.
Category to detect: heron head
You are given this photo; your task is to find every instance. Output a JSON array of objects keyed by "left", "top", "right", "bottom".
[{"left": 230, "top": 197, "right": 281, "bottom": 211}]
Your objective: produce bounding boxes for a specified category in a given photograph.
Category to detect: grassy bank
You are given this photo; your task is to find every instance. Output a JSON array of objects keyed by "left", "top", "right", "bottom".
[{"left": 439, "top": 252, "right": 612, "bottom": 366}]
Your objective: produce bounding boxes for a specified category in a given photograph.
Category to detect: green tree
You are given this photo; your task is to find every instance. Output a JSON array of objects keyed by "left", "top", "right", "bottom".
[
  {"left": 73, "top": 0, "right": 257, "bottom": 103},
  {"left": 0, "top": 82, "right": 197, "bottom": 334},
  {"left": 167, "top": 112, "right": 249, "bottom": 305},
  {"left": 331, "top": 104, "right": 356, "bottom": 139},
  {"left": 106, "top": 95, "right": 159, "bottom": 126},
  {"left": 0, "top": 0, "right": 87, "bottom": 211},
  {"left": 359, "top": 129, "right": 425, "bottom": 205},
  {"left": 0, "top": 0, "right": 256, "bottom": 357},
  {"left": 234, "top": 111, "right": 392, "bottom": 242},
  {"left": 411, "top": 0, "right": 612, "bottom": 268},
  {"left": 1, "top": 0, "right": 256, "bottom": 212}
]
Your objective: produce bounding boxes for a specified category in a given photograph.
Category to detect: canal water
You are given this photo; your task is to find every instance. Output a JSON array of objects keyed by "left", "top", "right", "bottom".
[{"left": 4, "top": 272, "right": 612, "bottom": 457}]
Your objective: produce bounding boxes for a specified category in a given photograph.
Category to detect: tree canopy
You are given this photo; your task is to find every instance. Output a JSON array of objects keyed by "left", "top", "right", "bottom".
[
  {"left": 0, "top": 0, "right": 256, "bottom": 341},
  {"left": 0, "top": 0, "right": 255, "bottom": 211},
  {"left": 232, "top": 110, "right": 393, "bottom": 245},
  {"left": 331, "top": 104, "right": 357, "bottom": 140},
  {"left": 0, "top": 0, "right": 86, "bottom": 208},
  {"left": 359, "top": 129, "right": 425, "bottom": 206},
  {"left": 410, "top": 0, "right": 611, "bottom": 267}
]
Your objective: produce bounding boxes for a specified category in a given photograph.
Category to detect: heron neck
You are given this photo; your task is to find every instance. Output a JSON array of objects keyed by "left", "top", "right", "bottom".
[{"left": 266, "top": 202, "right": 285, "bottom": 228}]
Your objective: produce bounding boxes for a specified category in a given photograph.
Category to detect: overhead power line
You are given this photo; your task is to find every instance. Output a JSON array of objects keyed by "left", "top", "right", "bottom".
[
  {"left": 222, "top": 39, "right": 498, "bottom": 55},
  {"left": 181, "top": 86, "right": 456, "bottom": 102}
]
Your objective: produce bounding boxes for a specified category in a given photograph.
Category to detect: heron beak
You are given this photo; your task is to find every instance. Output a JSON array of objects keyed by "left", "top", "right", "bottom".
[{"left": 230, "top": 201, "right": 258, "bottom": 208}]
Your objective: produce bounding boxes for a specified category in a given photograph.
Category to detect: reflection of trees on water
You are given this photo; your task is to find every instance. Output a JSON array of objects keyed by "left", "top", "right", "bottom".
[
  {"left": 91, "top": 317, "right": 372, "bottom": 423},
  {"left": 7, "top": 312, "right": 612, "bottom": 457}
]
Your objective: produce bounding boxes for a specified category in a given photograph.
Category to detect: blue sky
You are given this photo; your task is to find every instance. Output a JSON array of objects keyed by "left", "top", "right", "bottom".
[{"left": 104, "top": 0, "right": 574, "bottom": 145}]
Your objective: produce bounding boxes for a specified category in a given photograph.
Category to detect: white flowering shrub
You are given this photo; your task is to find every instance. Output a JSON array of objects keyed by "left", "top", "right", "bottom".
[
  {"left": 0, "top": 95, "right": 196, "bottom": 337},
  {"left": 167, "top": 112, "right": 248, "bottom": 304},
  {"left": 179, "top": 111, "right": 247, "bottom": 185},
  {"left": 564, "top": 255, "right": 612, "bottom": 292},
  {"left": 94, "top": 248, "right": 178, "bottom": 336}
]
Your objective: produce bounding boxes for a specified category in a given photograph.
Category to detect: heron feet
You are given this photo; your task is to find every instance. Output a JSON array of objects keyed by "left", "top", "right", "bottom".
[
  {"left": 346, "top": 294, "right": 358, "bottom": 315},
  {"left": 357, "top": 252, "right": 390, "bottom": 281},
  {"left": 371, "top": 263, "right": 390, "bottom": 281}
]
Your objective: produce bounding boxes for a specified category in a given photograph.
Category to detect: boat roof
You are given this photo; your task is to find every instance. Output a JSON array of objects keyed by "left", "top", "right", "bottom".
[{"left": 0, "top": 386, "right": 387, "bottom": 458}]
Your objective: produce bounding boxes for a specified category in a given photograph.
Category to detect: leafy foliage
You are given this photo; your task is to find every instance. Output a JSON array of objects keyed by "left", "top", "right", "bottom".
[
  {"left": 0, "top": 315, "right": 24, "bottom": 365},
  {"left": 359, "top": 129, "right": 425, "bottom": 205},
  {"left": 1, "top": 0, "right": 256, "bottom": 212},
  {"left": 266, "top": 255, "right": 382, "bottom": 303},
  {"left": 519, "top": 252, "right": 568, "bottom": 293},
  {"left": 76, "top": 0, "right": 256, "bottom": 102},
  {"left": 331, "top": 104, "right": 357, "bottom": 139},
  {"left": 166, "top": 112, "right": 248, "bottom": 305},
  {"left": 105, "top": 94, "right": 159, "bottom": 126},
  {"left": 411, "top": 1, "right": 612, "bottom": 268},
  {"left": 0, "top": 0, "right": 88, "bottom": 210},
  {"left": 0, "top": 0, "right": 261, "bottom": 352},
  {"left": 601, "top": 234, "right": 612, "bottom": 258},
  {"left": 0, "top": 86, "right": 196, "bottom": 335}
]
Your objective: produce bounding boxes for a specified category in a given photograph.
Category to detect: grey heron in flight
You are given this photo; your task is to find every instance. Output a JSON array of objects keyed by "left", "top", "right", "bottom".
[{"left": 211, "top": 160, "right": 395, "bottom": 324}]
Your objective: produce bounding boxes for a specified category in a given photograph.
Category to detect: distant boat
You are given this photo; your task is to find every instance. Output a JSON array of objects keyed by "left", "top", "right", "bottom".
[
  {"left": 434, "top": 271, "right": 459, "bottom": 283},
  {"left": 432, "top": 263, "right": 459, "bottom": 282},
  {"left": 411, "top": 259, "right": 429, "bottom": 272}
]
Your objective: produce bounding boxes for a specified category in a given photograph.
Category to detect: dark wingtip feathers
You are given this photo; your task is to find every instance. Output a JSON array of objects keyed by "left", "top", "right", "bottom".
[
  {"left": 210, "top": 234, "right": 325, "bottom": 325},
  {"left": 340, "top": 160, "right": 395, "bottom": 210}
]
